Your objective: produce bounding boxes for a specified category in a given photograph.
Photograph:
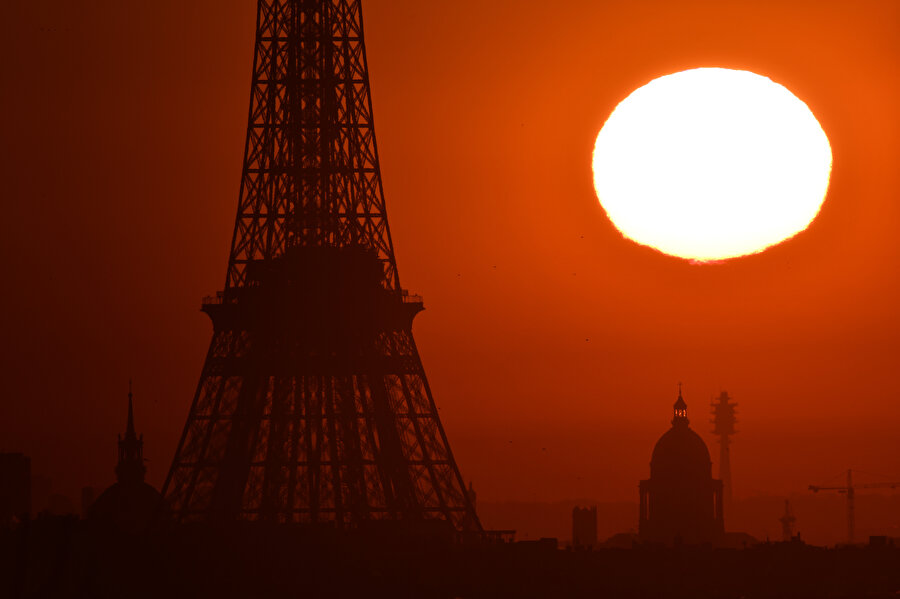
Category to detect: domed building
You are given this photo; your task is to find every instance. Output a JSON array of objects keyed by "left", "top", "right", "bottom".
[
  {"left": 88, "top": 384, "right": 164, "bottom": 533},
  {"left": 639, "top": 388, "right": 724, "bottom": 545}
]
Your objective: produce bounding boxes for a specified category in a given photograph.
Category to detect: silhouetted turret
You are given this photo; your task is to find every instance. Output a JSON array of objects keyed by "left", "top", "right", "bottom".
[{"left": 88, "top": 383, "right": 164, "bottom": 533}]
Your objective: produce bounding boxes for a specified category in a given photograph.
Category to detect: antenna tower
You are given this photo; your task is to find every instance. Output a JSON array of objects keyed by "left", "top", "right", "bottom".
[
  {"left": 711, "top": 391, "right": 737, "bottom": 510},
  {"left": 779, "top": 499, "right": 795, "bottom": 542},
  {"left": 161, "top": 0, "right": 480, "bottom": 531}
]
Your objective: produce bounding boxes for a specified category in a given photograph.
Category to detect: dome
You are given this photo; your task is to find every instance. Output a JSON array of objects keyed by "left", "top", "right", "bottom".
[
  {"left": 639, "top": 388, "right": 724, "bottom": 546},
  {"left": 650, "top": 425, "right": 712, "bottom": 479},
  {"left": 88, "top": 481, "right": 165, "bottom": 534}
]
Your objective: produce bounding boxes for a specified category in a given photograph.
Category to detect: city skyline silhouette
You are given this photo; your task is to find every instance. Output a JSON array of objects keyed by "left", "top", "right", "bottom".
[{"left": 2, "top": 0, "right": 900, "bottom": 553}]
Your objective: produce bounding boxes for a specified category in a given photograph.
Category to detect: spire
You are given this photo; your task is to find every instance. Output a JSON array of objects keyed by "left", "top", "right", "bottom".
[
  {"left": 126, "top": 379, "right": 136, "bottom": 438},
  {"left": 672, "top": 383, "right": 689, "bottom": 426},
  {"left": 116, "top": 380, "right": 146, "bottom": 485}
]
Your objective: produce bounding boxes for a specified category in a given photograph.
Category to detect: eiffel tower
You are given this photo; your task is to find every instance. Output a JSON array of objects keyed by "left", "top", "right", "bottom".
[{"left": 161, "top": 0, "right": 481, "bottom": 531}]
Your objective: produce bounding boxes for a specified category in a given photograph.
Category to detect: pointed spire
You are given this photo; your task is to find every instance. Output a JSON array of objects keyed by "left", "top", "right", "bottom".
[
  {"left": 116, "top": 380, "right": 146, "bottom": 484},
  {"left": 126, "top": 378, "right": 136, "bottom": 439}
]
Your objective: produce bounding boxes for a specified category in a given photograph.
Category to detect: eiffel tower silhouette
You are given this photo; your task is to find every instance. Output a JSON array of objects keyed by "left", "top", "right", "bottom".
[{"left": 161, "top": 0, "right": 480, "bottom": 531}]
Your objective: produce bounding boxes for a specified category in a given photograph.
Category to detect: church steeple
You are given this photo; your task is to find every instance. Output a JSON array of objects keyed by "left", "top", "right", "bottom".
[
  {"left": 672, "top": 383, "right": 689, "bottom": 426},
  {"left": 115, "top": 381, "right": 146, "bottom": 484}
]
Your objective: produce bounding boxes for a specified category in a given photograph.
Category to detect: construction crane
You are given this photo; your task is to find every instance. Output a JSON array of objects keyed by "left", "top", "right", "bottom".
[{"left": 808, "top": 469, "right": 900, "bottom": 544}]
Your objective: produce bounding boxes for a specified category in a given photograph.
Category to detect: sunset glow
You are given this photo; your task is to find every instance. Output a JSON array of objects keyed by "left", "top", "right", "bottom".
[{"left": 592, "top": 68, "right": 833, "bottom": 262}]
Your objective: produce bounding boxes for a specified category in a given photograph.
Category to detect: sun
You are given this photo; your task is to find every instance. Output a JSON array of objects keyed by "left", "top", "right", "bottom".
[{"left": 592, "top": 68, "right": 832, "bottom": 262}]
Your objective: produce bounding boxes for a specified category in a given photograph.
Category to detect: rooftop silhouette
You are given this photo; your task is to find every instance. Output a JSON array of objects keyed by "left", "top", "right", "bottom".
[
  {"left": 640, "top": 387, "right": 724, "bottom": 545},
  {"left": 87, "top": 384, "right": 163, "bottom": 534}
]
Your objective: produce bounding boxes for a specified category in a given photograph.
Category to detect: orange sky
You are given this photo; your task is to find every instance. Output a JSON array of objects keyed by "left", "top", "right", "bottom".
[{"left": 2, "top": 0, "right": 899, "bottom": 542}]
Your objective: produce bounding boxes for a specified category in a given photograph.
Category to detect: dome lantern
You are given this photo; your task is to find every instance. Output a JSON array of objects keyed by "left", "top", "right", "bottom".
[{"left": 672, "top": 383, "right": 688, "bottom": 426}]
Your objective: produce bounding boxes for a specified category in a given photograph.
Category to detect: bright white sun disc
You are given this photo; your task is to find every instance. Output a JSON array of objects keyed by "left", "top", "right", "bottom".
[{"left": 592, "top": 68, "right": 832, "bottom": 261}]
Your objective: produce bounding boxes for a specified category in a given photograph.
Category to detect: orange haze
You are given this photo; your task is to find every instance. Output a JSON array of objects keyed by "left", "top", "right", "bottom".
[{"left": 2, "top": 0, "right": 899, "bottom": 546}]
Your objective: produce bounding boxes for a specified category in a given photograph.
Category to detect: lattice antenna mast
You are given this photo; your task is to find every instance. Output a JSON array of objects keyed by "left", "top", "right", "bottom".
[
  {"left": 779, "top": 499, "right": 795, "bottom": 542},
  {"left": 711, "top": 391, "right": 737, "bottom": 509},
  {"left": 225, "top": 0, "right": 399, "bottom": 293}
]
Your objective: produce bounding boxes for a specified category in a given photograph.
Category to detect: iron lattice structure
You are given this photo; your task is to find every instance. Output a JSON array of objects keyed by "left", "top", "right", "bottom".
[
  {"left": 162, "top": 0, "right": 480, "bottom": 531},
  {"left": 711, "top": 391, "right": 737, "bottom": 510}
]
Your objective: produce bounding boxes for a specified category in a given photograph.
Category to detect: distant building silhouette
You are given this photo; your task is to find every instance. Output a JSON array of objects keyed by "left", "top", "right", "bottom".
[
  {"left": 81, "top": 486, "right": 97, "bottom": 519},
  {"left": 88, "top": 384, "right": 164, "bottom": 533},
  {"left": 45, "top": 493, "right": 76, "bottom": 516},
  {"left": 639, "top": 387, "right": 724, "bottom": 545},
  {"left": 0, "top": 453, "right": 30, "bottom": 526},
  {"left": 30, "top": 474, "right": 51, "bottom": 517},
  {"left": 572, "top": 506, "right": 598, "bottom": 549}
]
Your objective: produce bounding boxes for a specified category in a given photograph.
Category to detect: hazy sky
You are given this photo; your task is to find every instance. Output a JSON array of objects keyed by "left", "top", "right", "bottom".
[{"left": 2, "top": 0, "right": 899, "bottom": 540}]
